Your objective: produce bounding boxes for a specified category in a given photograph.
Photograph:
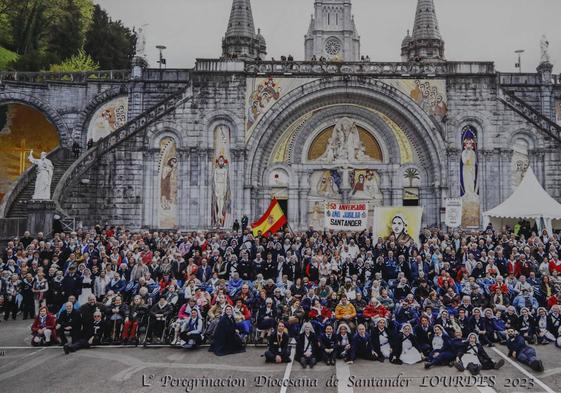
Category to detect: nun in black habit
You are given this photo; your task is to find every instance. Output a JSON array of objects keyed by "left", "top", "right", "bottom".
[{"left": 209, "top": 305, "right": 246, "bottom": 356}]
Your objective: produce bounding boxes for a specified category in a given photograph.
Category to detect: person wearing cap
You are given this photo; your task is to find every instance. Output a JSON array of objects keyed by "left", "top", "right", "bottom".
[
  {"left": 455, "top": 332, "right": 504, "bottom": 375},
  {"left": 505, "top": 328, "right": 544, "bottom": 372}
]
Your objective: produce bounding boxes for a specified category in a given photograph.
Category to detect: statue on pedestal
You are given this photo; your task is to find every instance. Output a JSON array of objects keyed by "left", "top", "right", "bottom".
[
  {"left": 540, "top": 35, "right": 551, "bottom": 64},
  {"left": 28, "top": 150, "right": 54, "bottom": 200}
]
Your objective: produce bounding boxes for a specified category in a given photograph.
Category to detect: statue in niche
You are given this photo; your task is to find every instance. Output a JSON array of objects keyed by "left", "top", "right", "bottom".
[
  {"left": 317, "top": 117, "right": 369, "bottom": 163},
  {"left": 28, "top": 150, "right": 54, "bottom": 200}
]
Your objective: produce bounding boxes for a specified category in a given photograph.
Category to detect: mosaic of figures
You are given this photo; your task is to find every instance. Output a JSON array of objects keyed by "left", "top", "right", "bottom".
[
  {"left": 212, "top": 126, "right": 232, "bottom": 229},
  {"left": 87, "top": 96, "right": 128, "bottom": 142},
  {"left": 159, "top": 137, "right": 178, "bottom": 228}
]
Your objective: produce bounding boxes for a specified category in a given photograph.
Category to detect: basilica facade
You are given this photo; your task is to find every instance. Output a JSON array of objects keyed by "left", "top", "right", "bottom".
[{"left": 1, "top": 0, "right": 561, "bottom": 233}]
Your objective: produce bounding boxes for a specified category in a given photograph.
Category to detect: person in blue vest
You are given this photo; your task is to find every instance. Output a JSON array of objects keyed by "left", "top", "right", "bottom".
[{"left": 505, "top": 328, "right": 544, "bottom": 372}]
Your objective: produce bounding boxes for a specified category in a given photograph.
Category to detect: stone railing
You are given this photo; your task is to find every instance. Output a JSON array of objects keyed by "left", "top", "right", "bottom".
[
  {"left": 499, "top": 72, "right": 561, "bottom": 86},
  {"left": 53, "top": 84, "right": 194, "bottom": 213},
  {"left": 195, "top": 59, "right": 245, "bottom": 73},
  {"left": 0, "top": 70, "right": 130, "bottom": 84},
  {"left": 0, "top": 147, "right": 65, "bottom": 218},
  {"left": 498, "top": 89, "right": 561, "bottom": 143},
  {"left": 243, "top": 61, "right": 495, "bottom": 76}
]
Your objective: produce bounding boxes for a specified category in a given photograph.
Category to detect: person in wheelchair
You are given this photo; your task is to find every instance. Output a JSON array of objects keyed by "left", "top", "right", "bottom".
[
  {"left": 147, "top": 296, "right": 173, "bottom": 344},
  {"left": 104, "top": 295, "right": 129, "bottom": 344},
  {"left": 233, "top": 298, "right": 252, "bottom": 341},
  {"left": 179, "top": 308, "right": 204, "bottom": 349},
  {"left": 121, "top": 295, "right": 148, "bottom": 345}
]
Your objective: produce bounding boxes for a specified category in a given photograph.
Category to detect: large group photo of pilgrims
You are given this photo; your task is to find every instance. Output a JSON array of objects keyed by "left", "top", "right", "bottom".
[{"left": 1, "top": 202, "right": 561, "bottom": 376}]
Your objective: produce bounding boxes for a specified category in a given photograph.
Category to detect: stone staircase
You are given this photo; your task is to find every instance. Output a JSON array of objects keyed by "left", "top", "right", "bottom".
[
  {"left": 53, "top": 83, "right": 195, "bottom": 218},
  {"left": 498, "top": 88, "right": 561, "bottom": 144},
  {"left": 5, "top": 150, "right": 76, "bottom": 219}
]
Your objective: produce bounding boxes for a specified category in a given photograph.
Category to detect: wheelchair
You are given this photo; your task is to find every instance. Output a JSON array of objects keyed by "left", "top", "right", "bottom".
[{"left": 140, "top": 313, "right": 173, "bottom": 347}]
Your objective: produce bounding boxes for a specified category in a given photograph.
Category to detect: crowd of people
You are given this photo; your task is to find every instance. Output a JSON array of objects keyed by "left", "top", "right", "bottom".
[{"left": 1, "top": 223, "right": 560, "bottom": 374}]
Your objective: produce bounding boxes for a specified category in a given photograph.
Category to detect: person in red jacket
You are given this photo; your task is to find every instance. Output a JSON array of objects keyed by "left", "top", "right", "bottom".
[
  {"left": 363, "top": 297, "right": 390, "bottom": 324},
  {"left": 31, "top": 306, "right": 58, "bottom": 346}
]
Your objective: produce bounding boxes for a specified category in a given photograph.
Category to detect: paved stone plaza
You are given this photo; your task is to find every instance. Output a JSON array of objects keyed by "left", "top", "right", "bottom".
[{"left": 0, "top": 319, "right": 559, "bottom": 393}]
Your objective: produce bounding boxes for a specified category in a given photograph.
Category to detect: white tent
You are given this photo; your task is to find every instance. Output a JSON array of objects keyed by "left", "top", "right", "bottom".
[{"left": 483, "top": 167, "right": 561, "bottom": 234}]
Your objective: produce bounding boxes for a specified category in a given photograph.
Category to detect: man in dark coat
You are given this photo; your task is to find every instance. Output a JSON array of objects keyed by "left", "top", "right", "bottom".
[
  {"left": 61, "top": 266, "right": 81, "bottom": 299},
  {"left": 505, "top": 328, "right": 544, "bottom": 372},
  {"left": 349, "top": 324, "right": 375, "bottom": 363},
  {"left": 414, "top": 315, "right": 433, "bottom": 355},
  {"left": 319, "top": 325, "right": 337, "bottom": 365},
  {"left": 57, "top": 301, "right": 83, "bottom": 345},
  {"left": 264, "top": 321, "right": 291, "bottom": 363}
]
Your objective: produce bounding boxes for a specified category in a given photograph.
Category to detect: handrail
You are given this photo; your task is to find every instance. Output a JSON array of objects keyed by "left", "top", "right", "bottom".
[
  {"left": 53, "top": 84, "right": 194, "bottom": 214},
  {"left": 0, "top": 147, "right": 65, "bottom": 218},
  {"left": 498, "top": 89, "right": 561, "bottom": 143},
  {"left": 0, "top": 70, "right": 130, "bottom": 84}
]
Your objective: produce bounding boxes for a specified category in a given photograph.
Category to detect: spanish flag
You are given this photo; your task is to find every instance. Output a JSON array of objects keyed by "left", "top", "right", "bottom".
[{"left": 251, "top": 198, "right": 287, "bottom": 237}]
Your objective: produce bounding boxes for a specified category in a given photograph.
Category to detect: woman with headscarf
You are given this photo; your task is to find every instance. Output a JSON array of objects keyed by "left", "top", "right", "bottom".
[
  {"left": 295, "top": 322, "right": 320, "bottom": 368},
  {"left": 335, "top": 323, "right": 352, "bottom": 362},
  {"left": 424, "top": 324, "right": 456, "bottom": 369},
  {"left": 455, "top": 332, "right": 505, "bottom": 375},
  {"left": 370, "top": 317, "right": 398, "bottom": 363},
  {"left": 209, "top": 305, "right": 245, "bottom": 356},
  {"left": 518, "top": 307, "right": 536, "bottom": 344},
  {"left": 180, "top": 308, "right": 204, "bottom": 349},
  {"left": 395, "top": 323, "right": 423, "bottom": 364}
]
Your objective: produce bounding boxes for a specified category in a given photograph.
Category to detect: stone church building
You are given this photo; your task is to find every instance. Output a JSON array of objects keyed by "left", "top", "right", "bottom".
[{"left": 1, "top": 0, "right": 561, "bottom": 234}]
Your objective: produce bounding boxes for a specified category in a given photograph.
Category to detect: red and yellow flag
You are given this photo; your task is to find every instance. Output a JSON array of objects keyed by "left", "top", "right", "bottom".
[{"left": 251, "top": 198, "right": 287, "bottom": 237}]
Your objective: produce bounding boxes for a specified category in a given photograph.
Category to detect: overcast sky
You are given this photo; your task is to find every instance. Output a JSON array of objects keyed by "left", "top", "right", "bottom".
[{"left": 94, "top": 0, "right": 561, "bottom": 72}]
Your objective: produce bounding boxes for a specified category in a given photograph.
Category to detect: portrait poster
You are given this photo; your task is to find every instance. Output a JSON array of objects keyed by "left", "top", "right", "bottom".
[
  {"left": 324, "top": 202, "right": 369, "bottom": 232},
  {"left": 444, "top": 198, "right": 463, "bottom": 228},
  {"left": 373, "top": 206, "right": 423, "bottom": 245}
]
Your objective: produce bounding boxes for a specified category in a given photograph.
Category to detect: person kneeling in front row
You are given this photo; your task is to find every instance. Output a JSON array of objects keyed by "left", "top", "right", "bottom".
[
  {"left": 31, "top": 306, "right": 58, "bottom": 346},
  {"left": 296, "top": 322, "right": 319, "bottom": 368},
  {"left": 264, "top": 321, "right": 291, "bottom": 363},
  {"left": 320, "top": 325, "right": 337, "bottom": 365}
]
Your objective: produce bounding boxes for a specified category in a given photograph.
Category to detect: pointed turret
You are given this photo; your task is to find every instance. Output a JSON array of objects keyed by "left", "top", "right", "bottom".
[
  {"left": 222, "top": 0, "right": 266, "bottom": 60},
  {"left": 401, "top": 0, "right": 445, "bottom": 63}
]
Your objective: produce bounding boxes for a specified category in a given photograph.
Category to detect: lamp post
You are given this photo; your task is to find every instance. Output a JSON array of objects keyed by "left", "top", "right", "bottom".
[
  {"left": 515, "top": 49, "right": 525, "bottom": 73},
  {"left": 156, "top": 45, "right": 167, "bottom": 70}
]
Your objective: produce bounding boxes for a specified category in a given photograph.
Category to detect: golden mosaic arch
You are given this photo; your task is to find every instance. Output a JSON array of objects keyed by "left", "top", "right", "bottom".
[{"left": 307, "top": 124, "right": 383, "bottom": 161}]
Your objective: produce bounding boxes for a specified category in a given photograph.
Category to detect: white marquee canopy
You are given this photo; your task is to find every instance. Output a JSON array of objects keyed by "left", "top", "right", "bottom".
[{"left": 483, "top": 167, "right": 561, "bottom": 234}]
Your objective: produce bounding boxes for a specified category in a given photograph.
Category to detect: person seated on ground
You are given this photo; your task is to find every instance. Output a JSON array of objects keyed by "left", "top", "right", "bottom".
[
  {"left": 370, "top": 317, "right": 399, "bottom": 363},
  {"left": 56, "top": 301, "right": 82, "bottom": 345},
  {"left": 518, "top": 307, "right": 536, "bottom": 344},
  {"left": 296, "top": 322, "right": 319, "bottom": 369},
  {"left": 233, "top": 298, "right": 252, "bottom": 341},
  {"left": 455, "top": 333, "right": 505, "bottom": 375},
  {"left": 424, "top": 324, "right": 455, "bottom": 369},
  {"left": 64, "top": 310, "right": 105, "bottom": 354},
  {"left": 335, "top": 323, "right": 352, "bottom": 362},
  {"left": 395, "top": 323, "right": 423, "bottom": 365},
  {"left": 284, "top": 298, "right": 304, "bottom": 338},
  {"left": 147, "top": 296, "right": 173, "bottom": 343},
  {"left": 209, "top": 305, "right": 245, "bottom": 356},
  {"left": 535, "top": 307, "right": 555, "bottom": 345},
  {"left": 264, "top": 321, "right": 291, "bottom": 363},
  {"left": 335, "top": 295, "right": 357, "bottom": 331},
  {"left": 122, "top": 295, "right": 148, "bottom": 345},
  {"left": 257, "top": 297, "right": 277, "bottom": 341},
  {"left": 180, "top": 308, "right": 204, "bottom": 349},
  {"left": 547, "top": 305, "right": 561, "bottom": 347},
  {"left": 414, "top": 314, "right": 434, "bottom": 356},
  {"left": 505, "top": 328, "right": 544, "bottom": 372},
  {"left": 319, "top": 324, "right": 337, "bottom": 365},
  {"left": 104, "top": 295, "right": 128, "bottom": 344},
  {"left": 348, "top": 323, "right": 375, "bottom": 364},
  {"left": 31, "top": 306, "right": 58, "bottom": 346}
]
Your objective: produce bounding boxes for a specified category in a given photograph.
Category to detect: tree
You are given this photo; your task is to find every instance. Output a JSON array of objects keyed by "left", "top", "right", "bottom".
[
  {"left": 84, "top": 5, "right": 136, "bottom": 70},
  {"left": 404, "top": 168, "right": 420, "bottom": 187},
  {"left": 49, "top": 49, "right": 99, "bottom": 72},
  {"left": 46, "top": 0, "right": 83, "bottom": 62}
]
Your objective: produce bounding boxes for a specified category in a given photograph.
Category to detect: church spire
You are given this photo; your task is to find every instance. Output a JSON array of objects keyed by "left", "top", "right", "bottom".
[
  {"left": 401, "top": 0, "right": 445, "bottom": 63},
  {"left": 222, "top": 0, "right": 266, "bottom": 60}
]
